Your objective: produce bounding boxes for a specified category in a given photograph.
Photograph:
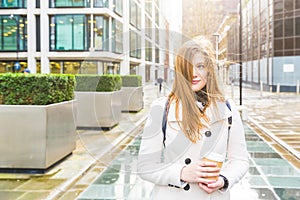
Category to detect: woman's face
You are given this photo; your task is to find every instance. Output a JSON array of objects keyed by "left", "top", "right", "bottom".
[{"left": 191, "top": 53, "right": 208, "bottom": 92}]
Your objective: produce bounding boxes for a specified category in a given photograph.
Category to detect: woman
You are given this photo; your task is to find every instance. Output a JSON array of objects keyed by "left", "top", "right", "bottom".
[{"left": 137, "top": 36, "right": 249, "bottom": 199}]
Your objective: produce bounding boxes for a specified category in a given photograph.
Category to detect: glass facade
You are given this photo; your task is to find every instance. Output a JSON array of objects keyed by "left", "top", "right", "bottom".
[
  {"left": 0, "top": 0, "right": 26, "bottom": 8},
  {"left": 0, "top": 15, "right": 27, "bottom": 51},
  {"left": 113, "top": 0, "right": 123, "bottom": 16},
  {"left": 130, "top": 0, "right": 141, "bottom": 29},
  {"left": 93, "top": 16, "right": 109, "bottom": 51},
  {"left": 0, "top": 0, "right": 163, "bottom": 81},
  {"left": 228, "top": 0, "right": 300, "bottom": 91},
  {"left": 50, "top": 15, "right": 89, "bottom": 51},
  {"left": 130, "top": 30, "right": 141, "bottom": 58},
  {"left": 49, "top": 0, "right": 90, "bottom": 8},
  {"left": 112, "top": 19, "right": 123, "bottom": 53},
  {"left": 94, "top": 0, "right": 109, "bottom": 8}
]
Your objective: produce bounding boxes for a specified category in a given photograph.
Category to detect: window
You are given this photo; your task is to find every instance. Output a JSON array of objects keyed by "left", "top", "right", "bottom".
[
  {"left": 284, "top": 18, "right": 294, "bottom": 37},
  {"left": 145, "top": 1, "right": 152, "bottom": 16},
  {"left": 0, "top": 0, "right": 26, "bottom": 8},
  {"left": 130, "top": 31, "right": 141, "bottom": 58},
  {"left": 296, "top": 17, "right": 300, "bottom": 36},
  {"left": 94, "top": 0, "right": 109, "bottom": 8},
  {"left": 50, "top": 15, "right": 89, "bottom": 51},
  {"left": 145, "top": 16, "right": 152, "bottom": 39},
  {"left": 112, "top": 19, "right": 123, "bottom": 53},
  {"left": 274, "top": 0, "right": 283, "bottom": 13},
  {"left": 93, "top": 16, "right": 109, "bottom": 51},
  {"left": 0, "top": 15, "right": 27, "bottom": 51},
  {"left": 145, "top": 40, "right": 152, "bottom": 61},
  {"left": 274, "top": 20, "right": 283, "bottom": 38},
  {"left": 49, "top": 0, "right": 90, "bottom": 8},
  {"left": 113, "top": 0, "right": 123, "bottom": 16},
  {"left": 130, "top": 0, "right": 141, "bottom": 29}
]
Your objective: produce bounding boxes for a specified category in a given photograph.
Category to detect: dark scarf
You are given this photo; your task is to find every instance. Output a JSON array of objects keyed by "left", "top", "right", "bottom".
[{"left": 195, "top": 86, "right": 209, "bottom": 110}]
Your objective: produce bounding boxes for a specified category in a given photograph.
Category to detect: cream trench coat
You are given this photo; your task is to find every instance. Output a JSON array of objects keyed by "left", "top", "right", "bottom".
[{"left": 137, "top": 97, "right": 249, "bottom": 200}]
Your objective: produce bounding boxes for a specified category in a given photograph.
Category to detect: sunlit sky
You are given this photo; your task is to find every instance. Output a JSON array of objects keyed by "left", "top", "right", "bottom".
[{"left": 161, "top": 0, "right": 182, "bottom": 32}]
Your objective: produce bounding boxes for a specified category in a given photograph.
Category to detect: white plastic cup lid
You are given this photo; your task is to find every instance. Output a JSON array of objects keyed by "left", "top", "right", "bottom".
[{"left": 204, "top": 152, "right": 224, "bottom": 162}]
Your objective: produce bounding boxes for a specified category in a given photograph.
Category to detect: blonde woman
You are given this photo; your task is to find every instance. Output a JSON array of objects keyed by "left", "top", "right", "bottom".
[{"left": 137, "top": 36, "right": 249, "bottom": 199}]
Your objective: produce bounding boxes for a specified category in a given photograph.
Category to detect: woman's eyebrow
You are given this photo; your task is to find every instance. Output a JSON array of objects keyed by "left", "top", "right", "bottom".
[{"left": 194, "top": 62, "right": 205, "bottom": 66}]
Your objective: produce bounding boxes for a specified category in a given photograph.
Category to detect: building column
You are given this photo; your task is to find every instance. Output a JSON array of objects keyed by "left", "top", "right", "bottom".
[
  {"left": 40, "top": 0, "right": 50, "bottom": 74},
  {"left": 121, "top": 0, "right": 130, "bottom": 75},
  {"left": 27, "top": 0, "right": 36, "bottom": 73}
]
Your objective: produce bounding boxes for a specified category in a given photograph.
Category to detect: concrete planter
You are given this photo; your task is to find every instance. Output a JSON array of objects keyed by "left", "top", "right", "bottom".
[
  {"left": 121, "top": 87, "right": 144, "bottom": 112},
  {"left": 0, "top": 100, "right": 77, "bottom": 170},
  {"left": 75, "top": 91, "right": 122, "bottom": 129}
]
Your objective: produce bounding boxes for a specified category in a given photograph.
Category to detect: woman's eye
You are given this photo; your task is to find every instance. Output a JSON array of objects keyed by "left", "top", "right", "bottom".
[{"left": 196, "top": 65, "right": 205, "bottom": 70}]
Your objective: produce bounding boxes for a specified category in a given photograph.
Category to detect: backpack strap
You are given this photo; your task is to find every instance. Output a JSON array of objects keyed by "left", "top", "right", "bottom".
[
  {"left": 162, "top": 98, "right": 170, "bottom": 148},
  {"left": 162, "top": 99, "right": 233, "bottom": 147},
  {"left": 225, "top": 100, "right": 232, "bottom": 131}
]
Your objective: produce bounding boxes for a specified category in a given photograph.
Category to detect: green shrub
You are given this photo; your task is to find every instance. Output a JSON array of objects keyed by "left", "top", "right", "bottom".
[
  {"left": 75, "top": 75, "right": 122, "bottom": 92},
  {"left": 121, "top": 75, "right": 142, "bottom": 87},
  {"left": 0, "top": 73, "right": 75, "bottom": 105}
]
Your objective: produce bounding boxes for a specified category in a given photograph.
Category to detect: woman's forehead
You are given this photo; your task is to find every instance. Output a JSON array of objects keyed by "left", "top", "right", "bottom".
[{"left": 192, "top": 53, "right": 205, "bottom": 65}]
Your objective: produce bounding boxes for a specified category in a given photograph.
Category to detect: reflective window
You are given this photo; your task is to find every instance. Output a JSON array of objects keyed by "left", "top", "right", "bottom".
[
  {"left": 296, "top": 17, "right": 300, "bottom": 36},
  {"left": 113, "top": 0, "right": 123, "bottom": 16},
  {"left": 103, "top": 62, "right": 120, "bottom": 74},
  {"left": 274, "top": 20, "right": 283, "bottom": 38},
  {"left": 130, "top": 31, "right": 141, "bottom": 58},
  {"left": 0, "top": 15, "right": 27, "bottom": 51},
  {"left": 145, "top": 16, "right": 152, "bottom": 39},
  {"left": 0, "top": 0, "right": 26, "bottom": 8},
  {"left": 94, "top": 0, "right": 109, "bottom": 8},
  {"left": 130, "top": 0, "right": 141, "bottom": 29},
  {"left": 50, "top": 15, "right": 89, "bottom": 51},
  {"left": 49, "top": 0, "right": 90, "bottom": 7},
  {"left": 145, "top": 1, "right": 152, "bottom": 16},
  {"left": 0, "top": 60, "right": 28, "bottom": 73},
  {"left": 274, "top": 0, "right": 283, "bottom": 13},
  {"left": 93, "top": 16, "right": 109, "bottom": 51},
  {"left": 145, "top": 40, "right": 152, "bottom": 61},
  {"left": 284, "top": 18, "right": 294, "bottom": 37},
  {"left": 112, "top": 19, "right": 123, "bottom": 53}
]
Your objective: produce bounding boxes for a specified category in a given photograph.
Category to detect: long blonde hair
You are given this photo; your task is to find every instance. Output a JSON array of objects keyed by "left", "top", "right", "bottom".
[{"left": 169, "top": 36, "right": 225, "bottom": 143}]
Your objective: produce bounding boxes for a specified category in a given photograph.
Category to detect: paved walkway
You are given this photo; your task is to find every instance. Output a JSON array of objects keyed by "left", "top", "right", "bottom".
[{"left": 0, "top": 83, "right": 299, "bottom": 200}]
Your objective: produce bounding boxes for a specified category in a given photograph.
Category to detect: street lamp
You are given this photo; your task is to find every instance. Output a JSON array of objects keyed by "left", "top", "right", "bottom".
[
  {"left": 9, "top": 14, "right": 20, "bottom": 73},
  {"left": 239, "top": 0, "right": 243, "bottom": 106},
  {"left": 212, "top": 33, "right": 220, "bottom": 71}
]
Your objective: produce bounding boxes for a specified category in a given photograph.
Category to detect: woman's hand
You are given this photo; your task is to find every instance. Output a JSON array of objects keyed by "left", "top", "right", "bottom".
[
  {"left": 198, "top": 176, "right": 224, "bottom": 194},
  {"left": 180, "top": 160, "right": 221, "bottom": 185}
]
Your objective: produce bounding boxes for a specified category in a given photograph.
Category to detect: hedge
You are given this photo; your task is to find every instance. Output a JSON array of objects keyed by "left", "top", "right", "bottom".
[
  {"left": 0, "top": 73, "right": 75, "bottom": 105},
  {"left": 121, "top": 75, "right": 142, "bottom": 87},
  {"left": 75, "top": 74, "right": 122, "bottom": 92}
]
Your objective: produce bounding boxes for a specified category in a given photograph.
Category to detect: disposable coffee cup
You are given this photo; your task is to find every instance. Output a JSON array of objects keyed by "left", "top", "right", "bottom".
[{"left": 202, "top": 152, "right": 224, "bottom": 180}]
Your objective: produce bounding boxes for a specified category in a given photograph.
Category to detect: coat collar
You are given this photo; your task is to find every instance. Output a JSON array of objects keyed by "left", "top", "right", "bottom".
[{"left": 167, "top": 99, "right": 232, "bottom": 125}]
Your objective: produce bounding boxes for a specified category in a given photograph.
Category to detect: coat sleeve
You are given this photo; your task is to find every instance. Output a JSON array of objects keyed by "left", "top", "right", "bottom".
[
  {"left": 220, "top": 99, "right": 249, "bottom": 190},
  {"left": 137, "top": 98, "right": 186, "bottom": 188}
]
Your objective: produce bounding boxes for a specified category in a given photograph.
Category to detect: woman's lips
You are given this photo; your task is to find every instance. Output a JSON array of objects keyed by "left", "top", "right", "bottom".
[{"left": 192, "top": 80, "right": 200, "bottom": 84}]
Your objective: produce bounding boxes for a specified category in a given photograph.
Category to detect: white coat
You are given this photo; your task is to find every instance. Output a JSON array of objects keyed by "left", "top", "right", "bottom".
[{"left": 137, "top": 97, "right": 249, "bottom": 200}]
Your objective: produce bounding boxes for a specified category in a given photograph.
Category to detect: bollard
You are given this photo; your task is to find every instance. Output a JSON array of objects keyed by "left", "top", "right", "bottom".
[
  {"left": 231, "top": 83, "right": 234, "bottom": 100},
  {"left": 260, "top": 81, "right": 263, "bottom": 97},
  {"left": 297, "top": 80, "right": 299, "bottom": 95},
  {"left": 277, "top": 83, "right": 280, "bottom": 95},
  {"left": 270, "top": 86, "right": 272, "bottom": 93}
]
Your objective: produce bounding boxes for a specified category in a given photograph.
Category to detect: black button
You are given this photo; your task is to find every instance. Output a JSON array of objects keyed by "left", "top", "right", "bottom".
[
  {"left": 205, "top": 131, "right": 211, "bottom": 137},
  {"left": 183, "top": 184, "right": 190, "bottom": 191},
  {"left": 185, "top": 158, "right": 191, "bottom": 165},
  {"left": 168, "top": 184, "right": 174, "bottom": 187}
]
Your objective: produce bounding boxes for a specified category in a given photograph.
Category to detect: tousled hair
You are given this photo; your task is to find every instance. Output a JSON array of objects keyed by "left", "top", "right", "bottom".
[{"left": 169, "top": 36, "right": 225, "bottom": 143}]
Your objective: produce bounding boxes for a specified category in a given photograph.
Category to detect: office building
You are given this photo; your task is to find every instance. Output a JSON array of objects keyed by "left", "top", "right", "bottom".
[
  {"left": 0, "top": 0, "right": 173, "bottom": 83},
  {"left": 228, "top": 0, "right": 300, "bottom": 92}
]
